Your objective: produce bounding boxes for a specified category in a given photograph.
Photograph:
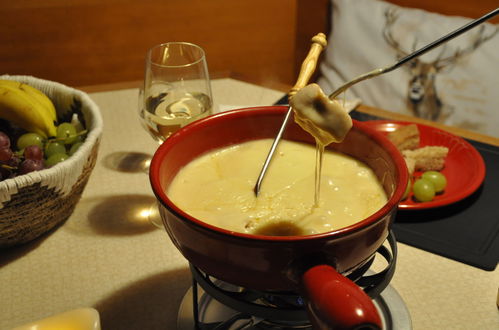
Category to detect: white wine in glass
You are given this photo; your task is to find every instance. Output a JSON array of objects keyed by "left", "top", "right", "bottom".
[
  {"left": 139, "top": 42, "right": 213, "bottom": 143},
  {"left": 138, "top": 42, "right": 213, "bottom": 227}
]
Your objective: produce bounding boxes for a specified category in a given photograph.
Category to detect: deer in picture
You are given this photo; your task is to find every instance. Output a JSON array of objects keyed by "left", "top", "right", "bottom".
[{"left": 383, "top": 8, "right": 498, "bottom": 121}]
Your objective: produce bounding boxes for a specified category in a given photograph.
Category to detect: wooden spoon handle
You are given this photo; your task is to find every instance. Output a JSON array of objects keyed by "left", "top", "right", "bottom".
[{"left": 289, "top": 33, "right": 327, "bottom": 98}]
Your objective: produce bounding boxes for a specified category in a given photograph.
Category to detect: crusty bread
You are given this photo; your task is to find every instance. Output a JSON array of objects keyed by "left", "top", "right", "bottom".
[
  {"left": 290, "top": 83, "right": 352, "bottom": 145},
  {"left": 402, "top": 146, "right": 449, "bottom": 171},
  {"left": 387, "top": 124, "right": 420, "bottom": 151}
]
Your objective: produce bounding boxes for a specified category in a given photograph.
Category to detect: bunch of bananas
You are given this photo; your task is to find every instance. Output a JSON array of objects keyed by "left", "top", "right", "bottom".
[{"left": 0, "top": 79, "right": 57, "bottom": 138}]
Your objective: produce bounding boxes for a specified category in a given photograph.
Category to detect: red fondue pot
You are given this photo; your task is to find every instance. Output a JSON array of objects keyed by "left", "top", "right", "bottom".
[{"left": 149, "top": 106, "right": 408, "bottom": 329}]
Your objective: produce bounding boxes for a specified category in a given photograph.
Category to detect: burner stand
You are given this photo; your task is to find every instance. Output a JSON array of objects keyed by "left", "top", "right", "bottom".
[{"left": 178, "top": 231, "right": 411, "bottom": 329}]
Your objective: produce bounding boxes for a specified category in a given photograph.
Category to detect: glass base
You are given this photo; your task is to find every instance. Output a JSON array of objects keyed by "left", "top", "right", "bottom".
[{"left": 148, "top": 203, "right": 164, "bottom": 228}]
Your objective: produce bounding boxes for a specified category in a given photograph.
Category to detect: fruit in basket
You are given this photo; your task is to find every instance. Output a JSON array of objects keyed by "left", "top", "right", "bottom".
[
  {"left": 69, "top": 142, "right": 83, "bottom": 155},
  {"left": 45, "top": 152, "right": 69, "bottom": 167},
  {"left": 0, "top": 123, "right": 86, "bottom": 180},
  {"left": 0, "top": 75, "right": 103, "bottom": 248},
  {"left": 0, "top": 119, "right": 87, "bottom": 180},
  {"left": 24, "top": 145, "right": 43, "bottom": 160},
  {"left": 0, "top": 146, "right": 13, "bottom": 162},
  {"left": 45, "top": 141, "right": 66, "bottom": 157},
  {"left": 0, "top": 79, "right": 57, "bottom": 138},
  {"left": 18, "top": 158, "right": 44, "bottom": 175},
  {"left": 17, "top": 132, "right": 44, "bottom": 149},
  {"left": 56, "top": 122, "right": 78, "bottom": 144},
  {"left": 0, "top": 131, "right": 10, "bottom": 148},
  {"left": 0, "top": 80, "right": 89, "bottom": 181},
  {"left": 0, "top": 79, "right": 57, "bottom": 121}
]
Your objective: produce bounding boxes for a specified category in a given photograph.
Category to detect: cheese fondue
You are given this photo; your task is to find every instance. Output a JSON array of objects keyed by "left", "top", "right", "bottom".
[
  {"left": 167, "top": 139, "right": 386, "bottom": 236},
  {"left": 290, "top": 83, "right": 352, "bottom": 146},
  {"left": 290, "top": 83, "right": 353, "bottom": 205}
]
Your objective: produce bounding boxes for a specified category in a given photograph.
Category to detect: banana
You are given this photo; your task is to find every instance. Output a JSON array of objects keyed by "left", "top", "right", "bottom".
[
  {"left": 0, "top": 83, "right": 57, "bottom": 138},
  {"left": 0, "top": 79, "right": 57, "bottom": 123}
]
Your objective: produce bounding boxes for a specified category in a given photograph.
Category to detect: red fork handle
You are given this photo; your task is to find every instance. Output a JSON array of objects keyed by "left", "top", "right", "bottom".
[{"left": 301, "top": 264, "right": 382, "bottom": 330}]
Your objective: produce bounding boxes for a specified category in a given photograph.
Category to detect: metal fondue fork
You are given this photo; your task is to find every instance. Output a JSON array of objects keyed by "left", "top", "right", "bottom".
[
  {"left": 253, "top": 7, "right": 499, "bottom": 196},
  {"left": 253, "top": 32, "right": 327, "bottom": 196}
]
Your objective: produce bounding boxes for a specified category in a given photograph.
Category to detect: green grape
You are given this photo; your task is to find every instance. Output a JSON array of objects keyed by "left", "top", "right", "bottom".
[
  {"left": 69, "top": 142, "right": 83, "bottom": 156},
  {"left": 45, "top": 141, "right": 66, "bottom": 158},
  {"left": 45, "top": 152, "right": 68, "bottom": 167},
  {"left": 74, "top": 134, "right": 85, "bottom": 143},
  {"left": 412, "top": 178, "right": 435, "bottom": 202},
  {"left": 422, "top": 171, "right": 447, "bottom": 193},
  {"left": 16, "top": 133, "right": 44, "bottom": 150},
  {"left": 56, "top": 122, "right": 78, "bottom": 145},
  {"left": 402, "top": 178, "right": 411, "bottom": 200}
]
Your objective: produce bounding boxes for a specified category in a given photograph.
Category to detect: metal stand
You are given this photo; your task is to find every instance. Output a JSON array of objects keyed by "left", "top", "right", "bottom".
[{"left": 189, "top": 231, "right": 398, "bottom": 329}]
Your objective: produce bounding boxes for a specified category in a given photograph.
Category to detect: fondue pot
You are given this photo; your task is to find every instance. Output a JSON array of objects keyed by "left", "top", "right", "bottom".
[{"left": 149, "top": 106, "right": 408, "bottom": 329}]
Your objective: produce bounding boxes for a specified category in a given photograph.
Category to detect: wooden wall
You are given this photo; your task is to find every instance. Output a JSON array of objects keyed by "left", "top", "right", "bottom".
[
  {"left": 0, "top": 0, "right": 494, "bottom": 89},
  {"left": 1, "top": 0, "right": 315, "bottom": 88}
]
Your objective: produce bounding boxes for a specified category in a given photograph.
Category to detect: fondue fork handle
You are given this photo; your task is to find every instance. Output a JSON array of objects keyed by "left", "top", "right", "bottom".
[
  {"left": 254, "top": 33, "right": 328, "bottom": 196},
  {"left": 289, "top": 33, "right": 328, "bottom": 98}
]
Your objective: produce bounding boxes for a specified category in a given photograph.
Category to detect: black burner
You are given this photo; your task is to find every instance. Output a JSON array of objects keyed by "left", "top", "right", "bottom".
[{"left": 185, "top": 231, "right": 398, "bottom": 329}]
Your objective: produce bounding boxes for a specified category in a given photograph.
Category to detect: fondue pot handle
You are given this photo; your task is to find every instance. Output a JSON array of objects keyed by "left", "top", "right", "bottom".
[{"left": 301, "top": 265, "right": 382, "bottom": 330}]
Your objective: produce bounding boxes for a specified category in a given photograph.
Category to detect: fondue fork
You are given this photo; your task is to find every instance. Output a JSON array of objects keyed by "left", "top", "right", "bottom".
[
  {"left": 253, "top": 32, "right": 327, "bottom": 196},
  {"left": 253, "top": 7, "right": 499, "bottom": 196}
]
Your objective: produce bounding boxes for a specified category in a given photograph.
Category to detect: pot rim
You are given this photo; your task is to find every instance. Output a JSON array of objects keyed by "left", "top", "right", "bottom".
[{"left": 150, "top": 106, "right": 408, "bottom": 242}]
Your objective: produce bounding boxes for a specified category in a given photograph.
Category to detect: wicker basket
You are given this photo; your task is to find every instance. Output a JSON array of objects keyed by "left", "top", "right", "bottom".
[{"left": 0, "top": 75, "right": 103, "bottom": 248}]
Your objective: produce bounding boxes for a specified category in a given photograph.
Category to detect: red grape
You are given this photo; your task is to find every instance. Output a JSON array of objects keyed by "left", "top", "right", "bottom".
[
  {"left": 18, "top": 159, "right": 44, "bottom": 175},
  {"left": 7, "top": 155, "right": 20, "bottom": 168},
  {"left": 0, "top": 131, "right": 10, "bottom": 148},
  {"left": 24, "top": 145, "right": 44, "bottom": 161},
  {"left": 0, "top": 147, "right": 13, "bottom": 162}
]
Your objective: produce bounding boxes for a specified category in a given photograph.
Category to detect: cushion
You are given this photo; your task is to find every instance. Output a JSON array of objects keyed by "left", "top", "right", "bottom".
[{"left": 318, "top": 0, "right": 499, "bottom": 137}]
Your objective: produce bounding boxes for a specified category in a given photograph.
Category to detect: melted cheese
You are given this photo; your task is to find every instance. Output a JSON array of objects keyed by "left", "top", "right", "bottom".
[
  {"left": 290, "top": 83, "right": 352, "bottom": 145},
  {"left": 167, "top": 139, "right": 386, "bottom": 236}
]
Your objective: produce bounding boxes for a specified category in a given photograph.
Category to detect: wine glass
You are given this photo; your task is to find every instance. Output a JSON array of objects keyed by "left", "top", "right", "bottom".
[{"left": 138, "top": 42, "right": 213, "bottom": 227}]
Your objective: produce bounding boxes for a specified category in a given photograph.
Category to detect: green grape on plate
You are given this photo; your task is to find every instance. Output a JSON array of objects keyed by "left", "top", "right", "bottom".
[
  {"left": 422, "top": 171, "right": 447, "bottom": 193},
  {"left": 412, "top": 178, "right": 436, "bottom": 202}
]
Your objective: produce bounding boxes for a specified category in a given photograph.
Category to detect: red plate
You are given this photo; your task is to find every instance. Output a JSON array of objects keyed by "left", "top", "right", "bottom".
[{"left": 364, "top": 120, "right": 486, "bottom": 210}]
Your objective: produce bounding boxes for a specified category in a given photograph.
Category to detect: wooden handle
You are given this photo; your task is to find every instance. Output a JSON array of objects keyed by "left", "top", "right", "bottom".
[{"left": 289, "top": 33, "right": 327, "bottom": 98}]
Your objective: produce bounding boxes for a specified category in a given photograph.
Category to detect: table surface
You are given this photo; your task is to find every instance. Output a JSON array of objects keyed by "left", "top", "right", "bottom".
[{"left": 0, "top": 78, "right": 497, "bottom": 330}]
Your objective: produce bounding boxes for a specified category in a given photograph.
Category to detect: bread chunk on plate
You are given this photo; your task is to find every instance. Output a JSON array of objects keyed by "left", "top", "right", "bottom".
[
  {"left": 402, "top": 146, "right": 449, "bottom": 171},
  {"left": 387, "top": 124, "right": 420, "bottom": 151}
]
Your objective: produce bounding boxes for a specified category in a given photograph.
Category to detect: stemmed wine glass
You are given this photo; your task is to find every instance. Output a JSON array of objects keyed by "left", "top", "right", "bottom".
[{"left": 138, "top": 42, "right": 213, "bottom": 227}]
